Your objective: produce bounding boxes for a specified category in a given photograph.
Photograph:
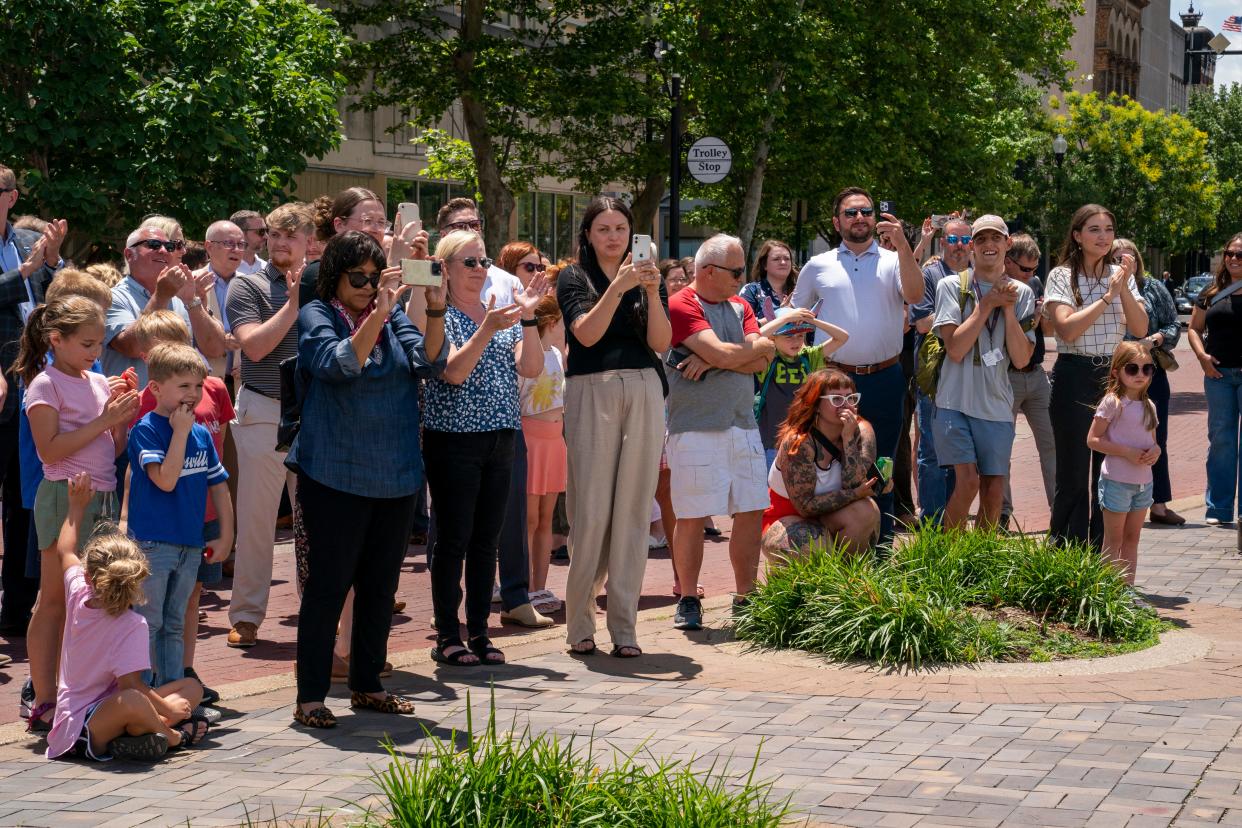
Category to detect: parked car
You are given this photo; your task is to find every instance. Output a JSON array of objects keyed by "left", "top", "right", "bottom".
[{"left": 1176, "top": 273, "right": 1213, "bottom": 320}]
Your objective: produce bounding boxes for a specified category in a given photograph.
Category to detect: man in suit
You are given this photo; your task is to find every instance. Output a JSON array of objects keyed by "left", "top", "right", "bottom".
[{"left": 0, "top": 164, "right": 63, "bottom": 634}]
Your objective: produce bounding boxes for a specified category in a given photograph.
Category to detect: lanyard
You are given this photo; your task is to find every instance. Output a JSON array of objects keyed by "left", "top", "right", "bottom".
[{"left": 970, "top": 278, "right": 1002, "bottom": 338}]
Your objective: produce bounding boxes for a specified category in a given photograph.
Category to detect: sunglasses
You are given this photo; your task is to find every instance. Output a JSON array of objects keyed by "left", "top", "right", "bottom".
[
  {"left": 821, "top": 392, "right": 861, "bottom": 407},
  {"left": 207, "top": 239, "right": 246, "bottom": 251},
  {"left": 130, "top": 239, "right": 187, "bottom": 253},
  {"left": 1224, "top": 250, "right": 1242, "bottom": 260},
  {"left": 944, "top": 235, "right": 972, "bottom": 246},
  {"left": 841, "top": 207, "right": 874, "bottom": 218},
  {"left": 453, "top": 256, "right": 493, "bottom": 270},
  {"left": 245, "top": 226, "right": 268, "bottom": 237},
  {"left": 519, "top": 262, "right": 547, "bottom": 274},
  {"left": 344, "top": 269, "right": 381, "bottom": 290},
  {"left": 1122, "top": 362, "right": 1155, "bottom": 377},
  {"left": 709, "top": 263, "right": 746, "bottom": 279},
  {"left": 444, "top": 219, "right": 484, "bottom": 233},
  {"left": 1008, "top": 258, "right": 1037, "bottom": 274}
]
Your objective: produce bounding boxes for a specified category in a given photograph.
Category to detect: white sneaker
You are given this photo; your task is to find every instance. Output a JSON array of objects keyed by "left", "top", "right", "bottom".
[
  {"left": 648, "top": 535, "right": 666, "bottom": 550},
  {"left": 1207, "top": 517, "right": 1223, "bottom": 526},
  {"left": 531, "top": 589, "right": 563, "bottom": 613}
]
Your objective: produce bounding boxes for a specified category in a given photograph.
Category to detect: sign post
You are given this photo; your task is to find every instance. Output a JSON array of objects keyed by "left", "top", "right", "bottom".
[{"left": 687, "top": 137, "right": 732, "bottom": 184}]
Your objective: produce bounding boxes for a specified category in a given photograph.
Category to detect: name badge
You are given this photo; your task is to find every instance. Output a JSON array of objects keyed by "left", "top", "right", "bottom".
[{"left": 981, "top": 348, "right": 1003, "bottom": 367}]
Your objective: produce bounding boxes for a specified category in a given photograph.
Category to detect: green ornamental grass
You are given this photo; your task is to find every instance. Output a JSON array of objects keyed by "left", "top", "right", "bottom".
[{"left": 734, "top": 525, "right": 1166, "bottom": 668}]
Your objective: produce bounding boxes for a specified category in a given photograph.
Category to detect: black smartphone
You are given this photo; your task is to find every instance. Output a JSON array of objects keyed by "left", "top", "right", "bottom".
[{"left": 878, "top": 200, "right": 894, "bottom": 217}]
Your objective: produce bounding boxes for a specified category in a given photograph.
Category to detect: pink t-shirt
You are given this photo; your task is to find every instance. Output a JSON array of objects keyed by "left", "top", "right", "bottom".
[
  {"left": 1094, "top": 394, "right": 1157, "bottom": 485},
  {"left": 24, "top": 368, "right": 118, "bottom": 491},
  {"left": 46, "top": 565, "right": 150, "bottom": 759}
]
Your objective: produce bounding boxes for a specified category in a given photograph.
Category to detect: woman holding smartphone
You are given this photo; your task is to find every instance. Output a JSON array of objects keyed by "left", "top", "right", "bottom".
[{"left": 556, "top": 197, "right": 669, "bottom": 658}]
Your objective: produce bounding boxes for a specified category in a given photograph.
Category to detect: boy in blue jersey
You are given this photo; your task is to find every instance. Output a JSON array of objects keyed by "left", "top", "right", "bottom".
[{"left": 128, "top": 344, "right": 233, "bottom": 687}]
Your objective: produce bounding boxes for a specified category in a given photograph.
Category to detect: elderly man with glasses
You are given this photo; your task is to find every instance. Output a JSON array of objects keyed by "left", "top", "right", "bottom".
[
  {"left": 104, "top": 224, "right": 226, "bottom": 387},
  {"left": 198, "top": 221, "right": 248, "bottom": 383}
]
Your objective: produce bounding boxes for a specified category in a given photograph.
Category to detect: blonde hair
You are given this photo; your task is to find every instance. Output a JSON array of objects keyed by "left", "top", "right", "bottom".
[
  {"left": 147, "top": 342, "right": 207, "bottom": 383},
  {"left": 132, "top": 310, "right": 191, "bottom": 351},
  {"left": 266, "top": 202, "right": 314, "bottom": 235},
  {"left": 1105, "top": 340, "right": 1158, "bottom": 432},
  {"left": 11, "top": 297, "right": 105, "bottom": 386},
  {"left": 44, "top": 268, "right": 113, "bottom": 310},
  {"left": 83, "top": 532, "right": 149, "bottom": 616},
  {"left": 434, "top": 229, "right": 484, "bottom": 263},
  {"left": 85, "top": 263, "right": 125, "bottom": 288}
]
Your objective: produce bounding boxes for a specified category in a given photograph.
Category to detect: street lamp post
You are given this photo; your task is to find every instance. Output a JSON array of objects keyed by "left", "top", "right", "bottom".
[
  {"left": 1052, "top": 134, "right": 1067, "bottom": 168},
  {"left": 668, "top": 73, "right": 681, "bottom": 260}
]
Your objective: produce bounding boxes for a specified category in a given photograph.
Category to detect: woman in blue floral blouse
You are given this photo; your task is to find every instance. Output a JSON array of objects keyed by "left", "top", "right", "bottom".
[
  {"left": 421, "top": 230, "right": 546, "bottom": 668},
  {"left": 738, "top": 240, "right": 798, "bottom": 324}
]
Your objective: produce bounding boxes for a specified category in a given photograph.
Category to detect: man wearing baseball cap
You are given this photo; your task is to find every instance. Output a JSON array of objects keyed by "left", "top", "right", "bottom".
[{"left": 930, "top": 215, "right": 1036, "bottom": 530}]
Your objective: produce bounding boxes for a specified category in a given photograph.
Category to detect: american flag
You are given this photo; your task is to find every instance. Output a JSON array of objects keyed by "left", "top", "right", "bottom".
[{"left": 1224, "top": 15, "right": 1242, "bottom": 32}]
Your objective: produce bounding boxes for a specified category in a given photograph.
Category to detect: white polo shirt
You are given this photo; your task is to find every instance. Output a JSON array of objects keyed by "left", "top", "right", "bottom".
[{"left": 790, "top": 241, "right": 905, "bottom": 365}]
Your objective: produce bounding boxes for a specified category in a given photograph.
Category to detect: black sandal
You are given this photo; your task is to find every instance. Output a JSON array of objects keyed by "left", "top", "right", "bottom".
[
  {"left": 431, "top": 638, "right": 479, "bottom": 666},
  {"left": 170, "top": 715, "right": 210, "bottom": 749},
  {"left": 610, "top": 644, "right": 642, "bottom": 658},
  {"left": 468, "top": 636, "right": 505, "bottom": 665},
  {"left": 571, "top": 638, "right": 597, "bottom": 656},
  {"left": 108, "top": 731, "right": 170, "bottom": 761}
]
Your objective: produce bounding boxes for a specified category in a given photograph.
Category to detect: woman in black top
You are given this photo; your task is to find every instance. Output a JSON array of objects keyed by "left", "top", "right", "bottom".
[
  {"left": 1189, "top": 233, "right": 1242, "bottom": 524},
  {"left": 556, "top": 197, "right": 669, "bottom": 657}
]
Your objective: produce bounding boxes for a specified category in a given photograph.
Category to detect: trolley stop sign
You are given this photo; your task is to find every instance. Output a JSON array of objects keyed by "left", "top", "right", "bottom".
[{"left": 687, "top": 137, "right": 732, "bottom": 184}]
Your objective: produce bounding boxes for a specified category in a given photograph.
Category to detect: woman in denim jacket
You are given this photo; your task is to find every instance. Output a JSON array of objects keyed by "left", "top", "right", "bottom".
[{"left": 286, "top": 231, "right": 446, "bottom": 728}]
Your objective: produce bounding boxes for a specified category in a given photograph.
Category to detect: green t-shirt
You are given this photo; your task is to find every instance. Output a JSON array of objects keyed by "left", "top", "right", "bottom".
[{"left": 754, "top": 344, "right": 826, "bottom": 449}]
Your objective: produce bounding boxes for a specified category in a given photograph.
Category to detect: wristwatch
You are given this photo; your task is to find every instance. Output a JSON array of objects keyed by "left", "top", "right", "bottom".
[{"left": 186, "top": 298, "right": 203, "bottom": 309}]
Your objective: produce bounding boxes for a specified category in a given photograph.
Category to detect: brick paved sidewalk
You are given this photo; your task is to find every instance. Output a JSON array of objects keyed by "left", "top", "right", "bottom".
[{"left": 1, "top": 504, "right": 1242, "bottom": 826}]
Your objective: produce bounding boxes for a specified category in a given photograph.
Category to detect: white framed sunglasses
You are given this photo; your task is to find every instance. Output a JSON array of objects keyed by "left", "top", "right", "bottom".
[{"left": 821, "top": 393, "right": 861, "bottom": 407}]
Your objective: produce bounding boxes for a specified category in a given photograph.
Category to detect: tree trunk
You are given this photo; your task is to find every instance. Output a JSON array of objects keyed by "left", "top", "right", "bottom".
[
  {"left": 736, "top": 65, "right": 787, "bottom": 258},
  {"left": 454, "top": 0, "right": 514, "bottom": 255},
  {"left": 629, "top": 130, "right": 670, "bottom": 240}
]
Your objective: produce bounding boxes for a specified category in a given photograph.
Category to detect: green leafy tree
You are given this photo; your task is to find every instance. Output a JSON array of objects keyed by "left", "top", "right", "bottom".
[
  {"left": 1, "top": 0, "right": 350, "bottom": 254},
  {"left": 1026, "top": 92, "right": 1219, "bottom": 254},
  {"left": 1188, "top": 84, "right": 1242, "bottom": 247}
]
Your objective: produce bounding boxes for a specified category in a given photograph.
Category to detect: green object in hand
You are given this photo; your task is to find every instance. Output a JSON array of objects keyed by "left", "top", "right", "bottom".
[{"left": 875, "top": 456, "right": 893, "bottom": 483}]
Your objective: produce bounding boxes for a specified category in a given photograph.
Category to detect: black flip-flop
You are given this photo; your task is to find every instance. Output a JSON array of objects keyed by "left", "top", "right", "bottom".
[
  {"left": 468, "top": 636, "right": 506, "bottom": 665},
  {"left": 431, "top": 640, "right": 479, "bottom": 666},
  {"left": 109, "top": 731, "right": 170, "bottom": 761},
  {"left": 610, "top": 645, "right": 642, "bottom": 658},
  {"left": 170, "top": 715, "right": 210, "bottom": 750}
]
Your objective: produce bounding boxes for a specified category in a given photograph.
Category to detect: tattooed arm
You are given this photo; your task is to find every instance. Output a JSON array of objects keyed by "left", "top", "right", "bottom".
[{"left": 779, "top": 421, "right": 878, "bottom": 518}]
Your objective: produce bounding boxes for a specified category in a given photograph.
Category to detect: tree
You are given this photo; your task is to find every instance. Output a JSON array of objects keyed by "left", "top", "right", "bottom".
[
  {"left": 1, "top": 0, "right": 350, "bottom": 254},
  {"left": 1026, "top": 92, "right": 1219, "bottom": 253},
  {"left": 1188, "top": 84, "right": 1242, "bottom": 247}
]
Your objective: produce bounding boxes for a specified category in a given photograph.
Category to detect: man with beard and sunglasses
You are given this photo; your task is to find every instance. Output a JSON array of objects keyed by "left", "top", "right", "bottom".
[{"left": 791, "top": 187, "right": 923, "bottom": 542}]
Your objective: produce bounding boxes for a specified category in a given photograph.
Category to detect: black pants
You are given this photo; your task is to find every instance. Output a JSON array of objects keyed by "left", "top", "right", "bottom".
[
  {"left": 497, "top": 434, "right": 531, "bottom": 610},
  {"left": 424, "top": 429, "right": 514, "bottom": 641},
  {"left": 295, "top": 473, "right": 416, "bottom": 705},
  {"left": 0, "top": 415, "right": 34, "bottom": 629},
  {"left": 1048, "top": 354, "right": 1109, "bottom": 549},
  {"left": 1149, "top": 364, "right": 1172, "bottom": 505}
]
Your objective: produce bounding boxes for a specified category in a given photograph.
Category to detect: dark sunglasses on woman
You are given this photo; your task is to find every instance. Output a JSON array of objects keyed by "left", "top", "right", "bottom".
[
  {"left": 345, "top": 270, "right": 381, "bottom": 290},
  {"left": 519, "top": 262, "right": 547, "bottom": 274}
]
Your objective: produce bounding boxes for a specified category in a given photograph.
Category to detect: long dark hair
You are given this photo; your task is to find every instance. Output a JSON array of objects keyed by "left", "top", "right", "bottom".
[
  {"left": 316, "top": 231, "right": 387, "bottom": 302},
  {"left": 573, "top": 196, "right": 649, "bottom": 328},
  {"left": 1056, "top": 203, "right": 1115, "bottom": 306},
  {"left": 750, "top": 239, "right": 798, "bottom": 295},
  {"left": 1202, "top": 232, "right": 1242, "bottom": 303}
]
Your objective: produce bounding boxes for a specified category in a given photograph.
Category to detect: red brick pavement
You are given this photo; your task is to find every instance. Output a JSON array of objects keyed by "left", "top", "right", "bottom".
[{"left": 0, "top": 346, "right": 1212, "bottom": 726}]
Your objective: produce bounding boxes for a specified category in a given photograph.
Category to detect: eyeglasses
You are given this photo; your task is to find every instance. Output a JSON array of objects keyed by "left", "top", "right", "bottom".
[
  {"left": 1224, "top": 250, "right": 1242, "bottom": 261},
  {"left": 944, "top": 235, "right": 972, "bottom": 246},
  {"left": 0, "top": 187, "right": 16, "bottom": 195},
  {"left": 443, "top": 219, "right": 484, "bottom": 233},
  {"left": 352, "top": 216, "right": 392, "bottom": 232},
  {"left": 344, "top": 269, "right": 381, "bottom": 290},
  {"left": 129, "top": 239, "right": 186, "bottom": 253},
  {"left": 1122, "top": 362, "right": 1155, "bottom": 377},
  {"left": 841, "top": 207, "right": 874, "bottom": 218},
  {"left": 519, "top": 262, "right": 547, "bottom": 274},
  {"left": 821, "top": 392, "right": 861, "bottom": 407},
  {"left": 453, "top": 256, "right": 493, "bottom": 270},
  {"left": 244, "top": 226, "right": 268, "bottom": 237},
  {"left": 708, "top": 263, "right": 746, "bottom": 279},
  {"left": 207, "top": 239, "right": 246, "bottom": 251},
  {"left": 1008, "top": 258, "right": 1037, "bottom": 274}
]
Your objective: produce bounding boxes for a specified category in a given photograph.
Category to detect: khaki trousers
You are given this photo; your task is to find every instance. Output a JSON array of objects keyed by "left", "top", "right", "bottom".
[
  {"left": 228, "top": 387, "right": 296, "bottom": 628},
  {"left": 563, "top": 369, "right": 664, "bottom": 648}
]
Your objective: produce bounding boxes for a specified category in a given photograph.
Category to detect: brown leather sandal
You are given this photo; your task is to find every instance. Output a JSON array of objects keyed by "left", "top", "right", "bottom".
[
  {"left": 293, "top": 704, "right": 337, "bottom": 728},
  {"left": 350, "top": 691, "right": 416, "bottom": 715}
]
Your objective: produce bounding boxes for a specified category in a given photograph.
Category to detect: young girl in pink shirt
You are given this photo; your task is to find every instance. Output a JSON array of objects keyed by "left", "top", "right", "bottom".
[
  {"left": 1087, "top": 341, "right": 1160, "bottom": 588},
  {"left": 46, "top": 473, "right": 208, "bottom": 761}
]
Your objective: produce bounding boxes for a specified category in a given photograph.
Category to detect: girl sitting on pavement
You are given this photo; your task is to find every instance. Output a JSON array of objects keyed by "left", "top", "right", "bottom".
[
  {"left": 46, "top": 472, "right": 208, "bottom": 762},
  {"left": 1086, "top": 341, "right": 1160, "bottom": 591}
]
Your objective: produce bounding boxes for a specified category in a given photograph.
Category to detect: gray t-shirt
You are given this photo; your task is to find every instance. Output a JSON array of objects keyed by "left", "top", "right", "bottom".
[
  {"left": 667, "top": 289, "right": 758, "bottom": 434},
  {"left": 932, "top": 270, "right": 1035, "bottom": 422},
  {"left": 103, "top": 276, "right": 191, "bottom": 388}
]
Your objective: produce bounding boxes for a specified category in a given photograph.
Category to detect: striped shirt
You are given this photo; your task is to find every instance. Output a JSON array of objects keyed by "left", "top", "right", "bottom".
[
  {"left": 225, "top": 263, "right": 297, "bottom": 397},
  {"left": 1043, "top": 265, "right": 1142, "bottom": 358}
]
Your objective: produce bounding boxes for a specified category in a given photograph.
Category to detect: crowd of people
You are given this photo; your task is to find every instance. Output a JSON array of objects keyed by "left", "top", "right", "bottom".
[{"left": 0, "top": 159, "right": 1224, "bottom": 762}]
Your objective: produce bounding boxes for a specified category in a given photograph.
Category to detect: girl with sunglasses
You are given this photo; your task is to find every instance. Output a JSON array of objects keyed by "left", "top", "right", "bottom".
[
  {"left": 1086, "top": 341, "right": 1159, "bottom": 591},
  {"left": 1188, "top": 233, "right": 1242, "bottom": 525},
  {"left": 497, "top": 241, "right": 548, "bottom": 287}
]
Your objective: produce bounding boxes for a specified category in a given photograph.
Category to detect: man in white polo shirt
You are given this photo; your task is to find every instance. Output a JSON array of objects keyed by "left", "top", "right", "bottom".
[{"left": 791, "top": 186, "right": 923, "bottom": 541}]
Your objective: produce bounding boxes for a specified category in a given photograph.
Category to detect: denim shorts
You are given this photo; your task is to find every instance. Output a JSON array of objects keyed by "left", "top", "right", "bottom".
[
  {"left": 198, "top": 519, "right": 222, "bottom": 586},
  {"left": 1098, "top": 477, "right": 1154, "bottom": 513},
  {"left": 932, "top": 408, "right": 1016, "bottom": 477}
]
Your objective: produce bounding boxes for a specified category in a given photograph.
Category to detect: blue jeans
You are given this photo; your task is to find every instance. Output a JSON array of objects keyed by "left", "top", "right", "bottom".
[
  {"left": 134, "top": 540, "right": 201, "bottom": 685},
  {"left": 1205, "top": 368, "right": 1242, "bottom": 521},
  {"left": 915, "top": 390, "right": 954, "bottom": 523}
]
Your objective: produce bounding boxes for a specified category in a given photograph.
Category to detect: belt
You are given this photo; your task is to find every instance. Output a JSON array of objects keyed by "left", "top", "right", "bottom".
[
  {"left": 241, "top": 384, "right": 279, "bottom": 400},
  {"left": 825, "top": 356, "right": 899, "bottom": 376},
  {"left": 1012, "top": 360, "right": 1044, "bottom": 374},
  {"left": 1056, "top": 352, "right": 1112, "bottom": 369}
]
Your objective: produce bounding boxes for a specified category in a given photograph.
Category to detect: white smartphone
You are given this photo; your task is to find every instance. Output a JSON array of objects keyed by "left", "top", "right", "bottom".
[
  {"left": 401, "top": 258, "right": 442, "bottom": 287},
  {"left": 632, "top": 234, "right": 653, "bottom": 263},
  {"left": 396, "top": 202, "right": 421, "bottom": 233}
]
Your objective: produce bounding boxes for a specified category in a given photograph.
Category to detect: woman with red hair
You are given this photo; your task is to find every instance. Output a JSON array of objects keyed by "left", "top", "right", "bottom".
[
  {"left": 497, "top": 242, "right": 546, "bottom": 286},
  {"left": 762, "top": 369, "right": 884, "bottom": 559}
]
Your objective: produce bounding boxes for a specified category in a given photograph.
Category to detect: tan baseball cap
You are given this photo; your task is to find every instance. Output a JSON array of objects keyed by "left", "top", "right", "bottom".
[{"left": 971, "top": 215, "right": 1009, "bottom": 237}]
